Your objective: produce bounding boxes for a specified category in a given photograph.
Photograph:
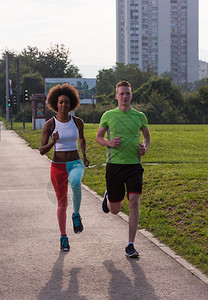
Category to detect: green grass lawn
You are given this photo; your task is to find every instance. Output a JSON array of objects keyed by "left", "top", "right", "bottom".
[{"left": 2, "top": 119, "right": 208, "bottom": 275}]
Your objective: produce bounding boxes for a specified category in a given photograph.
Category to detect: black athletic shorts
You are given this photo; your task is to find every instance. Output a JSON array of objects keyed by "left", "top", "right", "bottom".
[{"left": 105, "top": 163, "right": 144, "bottom": 203}]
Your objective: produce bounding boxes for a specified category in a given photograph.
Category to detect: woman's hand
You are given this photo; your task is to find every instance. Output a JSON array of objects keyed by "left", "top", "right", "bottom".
[
  {"left": 52, "top": 131, "right": 59, "bottom": 143},
  {"left": 83, "top": 156, "right": 90, "bottom": 167}
]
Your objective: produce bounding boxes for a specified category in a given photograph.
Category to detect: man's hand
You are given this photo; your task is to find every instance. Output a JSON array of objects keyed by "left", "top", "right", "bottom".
[
  {"left": 138, "top": 143, "right": 146, "bottom": 156},
  {"left": 109, "top": 137, "right": 121, "bottom": 148}
]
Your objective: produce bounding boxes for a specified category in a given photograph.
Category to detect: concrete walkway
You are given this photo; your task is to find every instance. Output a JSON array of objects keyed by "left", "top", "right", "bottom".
[{"left": 0, "top": 127, "right": 208, "bottom": 300}]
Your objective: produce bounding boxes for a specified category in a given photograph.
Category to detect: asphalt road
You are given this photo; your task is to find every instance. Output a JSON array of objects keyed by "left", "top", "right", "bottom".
[{"left": 0, "top": 126, "right": 208, "bottom": 300}]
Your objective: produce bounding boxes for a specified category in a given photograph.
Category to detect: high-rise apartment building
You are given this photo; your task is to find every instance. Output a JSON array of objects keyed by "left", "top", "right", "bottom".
[
  {"left": 199, "top": 60, "right": 208, "bottom": 80},
  {"left": 116, "top": 0, "right": 198, "bottom": 85}
]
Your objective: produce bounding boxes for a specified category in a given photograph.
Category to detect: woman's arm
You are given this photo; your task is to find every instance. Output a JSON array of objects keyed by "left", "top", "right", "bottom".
[
  {"left": 39, "top": 119, "right": 58, "bottom": 155},
  {"left": 74, "top": 117, "right": 90, "bottom": 167}
]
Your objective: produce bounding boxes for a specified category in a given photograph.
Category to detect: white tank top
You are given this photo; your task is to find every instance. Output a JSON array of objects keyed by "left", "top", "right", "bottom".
[{"left": 52, "top": 117, "right": 79, "bottom": 151}]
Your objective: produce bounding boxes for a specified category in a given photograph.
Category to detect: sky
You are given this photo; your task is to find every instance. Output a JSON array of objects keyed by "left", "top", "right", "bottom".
[{"left": 0, "top": 0, "right": 207, "bottom": 78}]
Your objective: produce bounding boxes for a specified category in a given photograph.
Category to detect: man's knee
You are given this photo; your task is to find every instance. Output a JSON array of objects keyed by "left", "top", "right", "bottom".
[
  {"left": 128, "top": 194, "right": 140, "bottom": 209},
  {"left": 109, "top": 202, "right": 122, "bottom": 214},
  {"left": 110, "top": 208, "right": 120, "bottom": 214}
]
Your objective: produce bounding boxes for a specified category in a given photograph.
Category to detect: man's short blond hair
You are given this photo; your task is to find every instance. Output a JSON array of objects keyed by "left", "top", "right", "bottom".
[{"left": 116, "top": 81, "right": 132, "bottom": 93}]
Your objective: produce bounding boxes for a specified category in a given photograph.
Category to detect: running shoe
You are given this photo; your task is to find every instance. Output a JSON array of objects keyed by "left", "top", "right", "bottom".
[
  {"left": 102, "top": 191, "right": 110, "bottom": 213},
  {"left": 72, "top": 213, "right": 83, "bottom": 234},
  {"left": 60, "top": 236, "right": 70, "bottom": 251},
  {"left": 125, "top": 243, "right": 139, "bottom": 258}
]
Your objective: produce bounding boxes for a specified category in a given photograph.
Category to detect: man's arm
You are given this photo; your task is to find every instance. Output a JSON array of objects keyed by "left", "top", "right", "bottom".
[
  {"left": 96, "top": 126, "right": 121, "bottom": 148},
  {"left": 139, "top": 127, "right": 151, "bottom": 156}
]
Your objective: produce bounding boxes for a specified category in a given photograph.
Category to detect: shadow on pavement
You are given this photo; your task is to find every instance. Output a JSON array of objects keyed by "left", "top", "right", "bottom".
[
  {"left": 103, "top": 259, "right": 158, "bottom": 300},
  {"left": 38, "top": 252, "right": 87, "bottom": 300}
]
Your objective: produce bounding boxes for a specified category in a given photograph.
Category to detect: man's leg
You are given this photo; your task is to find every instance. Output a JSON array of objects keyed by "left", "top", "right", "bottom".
[
  {"left": 128, "top": 193, "right": 140, "bottom": 243},
  {"left": 102, "top": 191, "right": 123, "bottom": 214},
  {"left": 103, "top": 163, "right": 125, "bottom": 214},
  {"left": 109, "top": 201, "right": 122, "bottom": 214}
]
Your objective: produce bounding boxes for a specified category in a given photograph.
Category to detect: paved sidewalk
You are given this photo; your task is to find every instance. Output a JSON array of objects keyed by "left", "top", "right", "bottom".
[{"left": 0, "top": 128, "right": 208, "bottom": 300}]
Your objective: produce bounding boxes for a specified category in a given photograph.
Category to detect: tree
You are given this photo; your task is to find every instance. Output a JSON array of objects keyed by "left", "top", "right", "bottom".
[
  {"left": 0, "top": 44, "right": 82, "bottom": 115},
  {"left": 180, "top": 78, "right": 208, "bottom": 93},
  {"left": 183, "top": 91, "right": 200, "bottom": 123},
  {"left": 96, "top": 62, "right": 153, "bottom": 97},
  {"left": 183, "top": 83, "right": 208, "bottom": 123},
  {"left": 132, "top": 77, "right": 185, "bottom": 123},
  {"left": 21, "top": 72, "right": 45, "bottom": 96},
  {"left": 96, "top": 68, "right": 116, "bottom": 95},
  {"left": 20, "top": 44, "right": 81, "bottom": 78},
  {"left": 114, "top": 63, "right": 154, "bottom": 91},
  {"left": 133, "top": 77, "right": 184, "bottom": 107}
]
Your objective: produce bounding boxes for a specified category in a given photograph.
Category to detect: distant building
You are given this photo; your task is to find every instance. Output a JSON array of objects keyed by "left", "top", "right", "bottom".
[
  {"left": 199, "top": 60, "right": 208, "bottom": 80},
  {"left": 116, "top": 0, "right": 199, "bottom": 85}
]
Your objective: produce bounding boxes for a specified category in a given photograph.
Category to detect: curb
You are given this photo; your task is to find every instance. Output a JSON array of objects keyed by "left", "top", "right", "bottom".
[{"left": 82, "top": 183, "right": 208, "bottom": 286}]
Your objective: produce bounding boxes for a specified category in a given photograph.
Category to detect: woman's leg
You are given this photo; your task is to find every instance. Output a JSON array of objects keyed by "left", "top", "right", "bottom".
[
  {"left": 66, "top": 160, "right": 84, "bottom": 214},
  {"left": 51, "top": 163, "right": 68, "bottom": 236}
]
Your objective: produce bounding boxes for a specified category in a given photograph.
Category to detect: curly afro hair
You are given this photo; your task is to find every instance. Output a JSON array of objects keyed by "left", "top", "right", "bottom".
[{"left": 47, "top": 83, "right": 80, "bottom": 113}]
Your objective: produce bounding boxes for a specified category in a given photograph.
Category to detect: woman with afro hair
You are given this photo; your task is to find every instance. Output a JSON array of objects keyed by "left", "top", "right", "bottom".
[{"left": 40, "top": 83, "right": 90, "bottom": 251}]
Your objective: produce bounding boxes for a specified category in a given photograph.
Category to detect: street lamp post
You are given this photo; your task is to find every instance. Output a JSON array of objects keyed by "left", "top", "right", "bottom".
[
  {"left": 9, "top": 79, "right": 13, "bottom": 130},
  {"left": 23, "top": 89, "right": 28, "bottom": 130},
  {"left": 6, "top": 51, "right": 9, "bottom": 122}
]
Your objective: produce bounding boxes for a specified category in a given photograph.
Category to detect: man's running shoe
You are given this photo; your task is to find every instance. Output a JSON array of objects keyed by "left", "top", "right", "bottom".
[
  {"left": 102, "top": 191, "right": 110, "bottom": 213},
  {"left": 125, "top": 243, "right": 139, "bottom": 258},
  {"left": 60, "top": 236, "right": 70, "bottom": 251},
  {"left": 72, "top": 213, "right": 83, "bottom": 234}
]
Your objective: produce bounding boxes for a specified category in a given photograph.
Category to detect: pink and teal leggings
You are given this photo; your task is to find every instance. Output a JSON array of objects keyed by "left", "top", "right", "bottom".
[{"left": 50, "top": 159, "right": 85, "bottom": 236}]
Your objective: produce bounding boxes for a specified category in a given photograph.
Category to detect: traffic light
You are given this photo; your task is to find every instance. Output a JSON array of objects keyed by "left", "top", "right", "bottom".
[
  {"left": 24, "top": 89, "right": 29, "bottom": 101},
  {"left": 13, "top": 95, "right": 17, "bottom": 104},
  {"left": 8, "top": 97, "right": 13, "bottom": 107}
]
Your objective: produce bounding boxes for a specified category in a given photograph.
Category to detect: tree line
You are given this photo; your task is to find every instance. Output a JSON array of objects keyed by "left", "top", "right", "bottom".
[
  {"left": 95, "top": 63, "right": 208, "bottom": 124},
  {"left": 0, "top": 44, "right": 81, "bottom": 115},
  {"left": 0, "top": 44, "right": 208, "bottom": 124}
]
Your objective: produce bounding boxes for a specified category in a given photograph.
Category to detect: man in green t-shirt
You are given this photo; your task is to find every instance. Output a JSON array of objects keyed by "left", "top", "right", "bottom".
[{"left": 96, "top": 81, "right": 151, "bottom": 258}]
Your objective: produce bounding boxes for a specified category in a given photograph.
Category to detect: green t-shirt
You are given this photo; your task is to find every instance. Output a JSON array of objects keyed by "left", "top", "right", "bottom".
[{"left": 99, "top": 107, "right": 148, "bottom": 164}]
